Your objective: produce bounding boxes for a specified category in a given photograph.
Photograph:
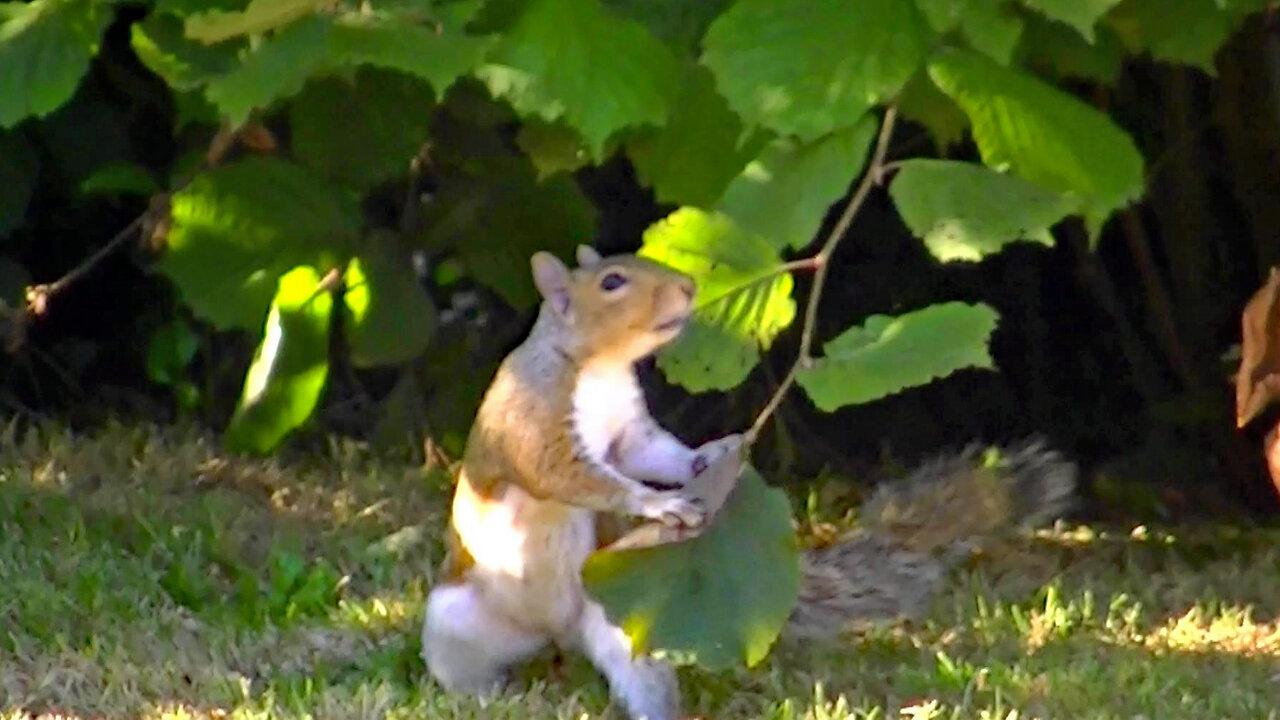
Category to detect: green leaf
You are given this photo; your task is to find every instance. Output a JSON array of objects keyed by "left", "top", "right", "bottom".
[
  {"left": 0, "top": 131, "right": 38, "bottom": 236},
  {"left": 701, "top": 0, "right": 933, "bottom": 140},
  {"left": 583, "top": 465, "right": 799, "bottom": 670},
  {"left": 1018, "top": 0, "right": 1121, "bottom": 40},
  {"left": 796, "top": 302, "right": 999, "bottom": 411},
  {"left": 601, "top": 0, "right": 734, "bottom": 54},
  {"left": 420, "top": 140, "right": 597, "bottom": 310},
  {"left": 515, "top": 120, "right": 590, "bottom": 180},
  {"left": 898, "top": 69, "right": 969, "bottom": 151},
  {"left": 202, "top": 14, "right": 330, "bottom": 126},
  {"left": 1105, "top": 0, "right": 1233, "bottom": 73},
  {"left": 0, "top": 0, "right": 111, "bottom": 128},
  {"left": 960, "top": 0, "right": 1024, "bottom": 65},
  {"left": 1015, "top": 15, "right": 1124, "bottom": 84},
  {"left": 145, "top": 319, "right": 199, "bottom": 386},
  {"left": 225, "top": 265, "right": 332, "bottom": 454},
  {"left": 184, "top": 0, "right": 326, "bottom": 43},
  {"left": 928, "top": 48, "right": 1145, "bottom": 234},
  {"left": 889, "top": 159, "right": 1078, "bottom": 262},
  {"left": 290, "top": 68, "right": 435, "bottom": 190},
  {"left": 79, "top": 163, "right": 159, "bottom": 196},
  {"left": 639, "top": 208, "right": 796, "bottom": 392},
  {"left": 156, "top": 156, "right": 359, "bottom": 332},
  {"left": 915, "top": 0, "right": 1024, "bottom": 65},
  {"left": 716, "top": 115, "right": 877, "bottom": 251},
  {"left": 205, "top": 13, "right": 488, "bottom": 127},
  {"left": 343, "top": 232, "right": 436, "bottom": 367},
  {"left": 326, "top": 15, "right": 495, "bottom": 91},
  {"left": 130, "top": 11, "right": 242, "bottom": 91},
  {"left": 626, "top": 63, "right": 767, "bottom": 208},
  {"left": 476, "top": 0, "right": 683, "bottom": 157}
]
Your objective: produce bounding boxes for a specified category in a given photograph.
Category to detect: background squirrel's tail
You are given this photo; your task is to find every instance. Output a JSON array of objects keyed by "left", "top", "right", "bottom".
[{"left": 785, "top": 438, "right": 1077, "bottom": 640}]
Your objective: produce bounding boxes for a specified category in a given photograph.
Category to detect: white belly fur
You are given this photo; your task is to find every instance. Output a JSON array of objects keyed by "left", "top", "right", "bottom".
[{"left": 455, "top": 482, "right": 598, "bottom": 638}]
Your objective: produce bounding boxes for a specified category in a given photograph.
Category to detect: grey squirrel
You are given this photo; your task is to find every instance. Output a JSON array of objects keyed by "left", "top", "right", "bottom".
[{"left": 421, "top": 247, "right": 1076, "bottom": 720}]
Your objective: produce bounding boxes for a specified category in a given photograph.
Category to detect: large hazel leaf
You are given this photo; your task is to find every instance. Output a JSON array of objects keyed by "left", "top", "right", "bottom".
[
  {"left": 582, "top": 465, "right": 799, "bottom": 670},
  {"left": 626, "top": 63, "right": 766, "bottom": 208},
  {"left": 716, "top": 115, "right": 877, "bottom": 251},
  {"left": 343, "top": 232, "right": 436, "bottom": 368},
  {"left": 0, "top": 0, "right": 111, "bottom": 128},
  {"left": 1017, "top": 0, "right": 1121, "bottom": 40},
  {"left": 225, "top": 265, "right": 332, "bottom": 455},
  {"left": 476, "top": 0, "right": 683, "bottom": 157},
  {"left": 700, "top": 0, "right": 933, "bottom": 140},
  {"left": 156, "top": 156, "right": 359, "bottom": 333},
  {"left": 204, "top": 13, "right": 489, "bottom": 126},
  {"left": 290, "top": 68, "right": 435, "bottom": 190},
  {"left": 1014, "top": 14, "right": 1124, "bottom": 84},
  {"left": 601, "top": 0, "right": 734, "bottom": 54},
  {"left": 915, "top": 0, "right": 1024, "bottom": 65},
  {"left": 796, "top": 302, "right": 999, "bottom": 411},
  {"left": 184, "top": 0, "right": 326, "bottom": 43},
  {"left": 928, "top": 48, "right": 1144, "bottom": 235},
  {"left": 130, "top": 12, "right": 242, "bottom": 91},
  {"left": 639, "top": 208, "right": 796, "bottom": 392},
  {"left": 889, "top": 159, "right": 1079, "bottom": 262},
  {"left": 1104, "top": 0, "right": 1233, "bottom": 74}
]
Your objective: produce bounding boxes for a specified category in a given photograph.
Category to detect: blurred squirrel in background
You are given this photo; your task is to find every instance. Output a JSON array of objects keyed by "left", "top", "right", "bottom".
[{"left": 421, "top": 247, "right": 1077, "bottom": 720}]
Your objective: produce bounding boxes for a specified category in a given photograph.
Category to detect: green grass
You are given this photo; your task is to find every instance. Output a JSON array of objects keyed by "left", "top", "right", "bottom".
[{"left": 2, "top": 422, "right": 1279, "bottom": 719}]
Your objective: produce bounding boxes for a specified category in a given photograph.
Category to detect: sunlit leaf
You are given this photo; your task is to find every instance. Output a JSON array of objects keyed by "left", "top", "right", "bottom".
[
  {"left": 225, "top": 265, "right": 332, "bottom": 454},
  {"left": 701, "top": 0, "right": 933, "bottom": 140},
  {"left": 583, "top": 465, "right": 799, "bottom": 670},
  {"left": 476, "top": 0, "right": 683, "bottom": 157},
  {"left": 131, "top": 12, "right": 242, "bottom": 91},
  {"left": 184, "top": 0, "right": 325, "bottom": 43},
  {"left": 716, "top": 115, "right": 877, "bottom": 250},
  {"left": 204, "top": 13, "right": 488, "bottom": 127},
  {"left": 796, "top": 302, "right": 999, "bottom": 411},
  {"left": 889, "top": 159, "right": 1078, "bottom": 261},
  {"left": 0, "top": 0, "right": 111, "bottom": 128},
  {"left": 156, "top": 156, "right": 359, "bottom": 332},
  {"left": 929, "top": 48, "right": 1145, "bottom": 236},
  {"left": 639, "top": 208, "right": 796, "bottom": 392}
]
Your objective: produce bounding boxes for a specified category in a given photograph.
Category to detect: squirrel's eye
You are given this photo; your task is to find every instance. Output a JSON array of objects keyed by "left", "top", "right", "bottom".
[{"left": 599, "top": 272, "right": 628, "bottom": 291}]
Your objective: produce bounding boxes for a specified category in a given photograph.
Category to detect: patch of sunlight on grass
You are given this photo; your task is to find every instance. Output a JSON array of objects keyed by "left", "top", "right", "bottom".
[{"left": 1146, "top": 606, "right": 1280, "bottom": 656}]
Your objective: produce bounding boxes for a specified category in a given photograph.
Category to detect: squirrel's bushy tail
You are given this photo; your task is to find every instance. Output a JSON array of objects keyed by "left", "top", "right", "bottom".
[{"left": 785, "top": 438, "right": 1077, "bottom": 640}]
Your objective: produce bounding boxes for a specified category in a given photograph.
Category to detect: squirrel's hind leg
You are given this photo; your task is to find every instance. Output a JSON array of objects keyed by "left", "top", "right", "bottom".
[
  {"left": 571, "top": 600, "right": 680, "bottom": 720},
  {"left": 422, "top": 582, "right": 547, "bottom": 697}
]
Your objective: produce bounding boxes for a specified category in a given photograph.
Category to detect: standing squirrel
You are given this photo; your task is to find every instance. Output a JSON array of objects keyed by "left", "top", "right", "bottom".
[{"left": 421, "top": 247, "right": 1077, "bottom": 720}]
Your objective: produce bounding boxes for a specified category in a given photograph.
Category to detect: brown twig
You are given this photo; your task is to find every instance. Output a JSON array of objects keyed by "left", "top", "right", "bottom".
[
  {"left": 25, "top": 213, "right": 148, "bottom": 316},
  {"left": 744, "top": 104, "right": 900, "bottom": 446}
]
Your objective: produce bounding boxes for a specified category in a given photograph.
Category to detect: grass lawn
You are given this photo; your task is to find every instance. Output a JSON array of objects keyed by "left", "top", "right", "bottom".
[{"left": 1, "top": 422, "right": 1279, "bottom": 719}]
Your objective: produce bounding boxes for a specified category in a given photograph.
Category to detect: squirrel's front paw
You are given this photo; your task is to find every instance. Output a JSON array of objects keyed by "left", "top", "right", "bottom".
[
  {"left": 637, "top": 491, "right": 706, "bottom": 528},
  {"left": 691, "top": 433, "right": 745, "bottom": 477}
]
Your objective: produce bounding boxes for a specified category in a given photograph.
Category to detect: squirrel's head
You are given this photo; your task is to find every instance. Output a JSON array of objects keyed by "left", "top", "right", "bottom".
[{"left": 530, "top": 245, "right": 696, "bottom": 365}]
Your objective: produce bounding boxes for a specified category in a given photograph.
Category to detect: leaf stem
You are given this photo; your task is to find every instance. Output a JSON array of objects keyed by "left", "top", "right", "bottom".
[{"left": 744, "top": 104, "right": 899, "bottom": 446}]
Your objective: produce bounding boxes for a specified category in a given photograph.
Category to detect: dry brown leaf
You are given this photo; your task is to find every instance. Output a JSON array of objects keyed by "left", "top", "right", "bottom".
[{"left": 1235, "top": 267, "right": 1280, "bottom": 427}]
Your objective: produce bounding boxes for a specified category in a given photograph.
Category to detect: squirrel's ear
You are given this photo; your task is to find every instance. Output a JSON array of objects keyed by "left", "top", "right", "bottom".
[
  {"left": 531, "top": 251, "right": 573, "bottom": 320},
  {"left": 576, "top": 245, "right": 602, "bottom": 268}
]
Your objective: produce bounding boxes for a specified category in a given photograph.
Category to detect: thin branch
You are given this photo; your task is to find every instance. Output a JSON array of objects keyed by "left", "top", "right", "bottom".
[
  {"left": 745, "top": 104, "right": 899, "bottom": 446},
  {"left": 25, "top": 213, "right": 147, "bottom": 314}
]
